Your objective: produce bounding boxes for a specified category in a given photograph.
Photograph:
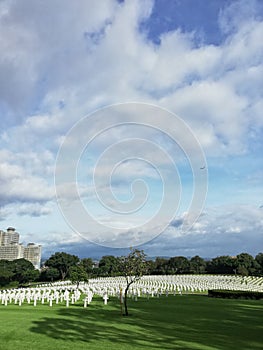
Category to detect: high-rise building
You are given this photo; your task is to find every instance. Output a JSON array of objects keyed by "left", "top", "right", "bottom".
[
  {"left": 23, "top": 243, "right": 42, "bottom": 269},
  {"left": 0, "top": 227, "right": 19, "bottom": 246},
  {"left": 0, "top": 244, "right": 24, "bottom": 260},
  {"left": 0, "top": 228, "right": 42, "bottom": 269}
]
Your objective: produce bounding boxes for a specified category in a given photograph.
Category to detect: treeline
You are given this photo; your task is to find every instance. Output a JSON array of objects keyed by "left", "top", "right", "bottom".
[
  {"left": 0, "top": 259, "right": 39, "bottom": 287},
  {"left": 148, "top": 253, "right": 263, "bottom": 276},
  {"left": 1, "top": 252, "right": 263, "bottom": 288},
  {"left": 41, "top": 252, "right": 263, "bottom": 281}
]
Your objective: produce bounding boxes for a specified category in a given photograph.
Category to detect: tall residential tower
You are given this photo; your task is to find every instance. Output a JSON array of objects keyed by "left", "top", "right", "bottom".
[{"left": 0, "top": 228, "right": 41, "bottom": 269}]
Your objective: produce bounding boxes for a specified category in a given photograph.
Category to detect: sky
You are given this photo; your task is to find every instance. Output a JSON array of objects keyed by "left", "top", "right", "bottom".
[{"left": 0, "top": 0, "right": 262, "bottom": 260}]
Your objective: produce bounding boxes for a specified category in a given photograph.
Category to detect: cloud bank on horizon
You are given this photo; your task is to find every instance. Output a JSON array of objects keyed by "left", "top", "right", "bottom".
[{"left": 0, "top": 0, "right": 262, "bottom": 258}]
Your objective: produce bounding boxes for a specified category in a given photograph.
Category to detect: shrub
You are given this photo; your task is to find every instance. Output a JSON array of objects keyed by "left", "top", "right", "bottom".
[{"left": 208, "top": 289, "right": 263, "bottom": 300}]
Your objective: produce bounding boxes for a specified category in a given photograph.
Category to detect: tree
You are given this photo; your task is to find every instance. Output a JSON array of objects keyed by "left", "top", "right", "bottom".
[
  {"left": 152, "top": 257, "right": 169, "bottom": 275},
  {"left": 0, "top": 260, "right": 14, "bottom": 287},
  {"left": 255, "top": 253, "right": 263, "bottom": 276},
  {"left": 45, "top": 252, "right": 79, "bottom": 280},
  {"left": 167, "top": 256, "right": 190, "bottom": 274},
  {"left": 69, "top": 265, "right": 88, "bottom": 288},
  {"left": 21, "top": 269, "right": 40, "bottom": 283},
  {"left": 236, "top": 265, "right": 249, "bottom": 276},
  {"left": 145, "top": 259, "right": 155, "bottom": 275},
  {"left": 190, "top": 256, "right": 207, "bottom": 274},
  {"left": 0, "top": 259, "right": 39, "bottom": 286},
  {"left": 119, "top": 249, "right": 148, "bottom": 316},
  {"left": 98, "top": 255, "right": 120, "bottom": 276},
  {"left": 207, "top": 256, "right": 235, "bottom": 275},
  {"left": 234, "top": 253, "right": 259, "bottom": 276},
  {"left": 40, "top": 267, "right": 60, "bottom": 282},
  {"left": 80, "top": 258, "right": 94, "bottom": 275},
  {"left": 12, "top": 258, "right": 35, "bottom": 284}
]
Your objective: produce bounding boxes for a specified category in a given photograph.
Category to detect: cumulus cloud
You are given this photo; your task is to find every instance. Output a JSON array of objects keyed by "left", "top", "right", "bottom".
[
  {"left": 0, "top": 0, "right": 262, "bottom": 256},
  {"left": 1, "top": 0, "right": 262, "bottom": 155},
  {"left": 218, "top": 0, "right": 263, "bottom": 35},
  {"left": 142, "top": 204, "right": 263, "bottom": 257},
  {"left": 0, "top": 0, "right": 119, "bottom": 122},
  {"left": 0, "top": 161, "right": 53, "bottom": 205},
  {"left": 16, "top": 203, "right": 52, "bottom": 217},
  {"left": 36, "top": 204, "right": 263, "bottom": 258}
]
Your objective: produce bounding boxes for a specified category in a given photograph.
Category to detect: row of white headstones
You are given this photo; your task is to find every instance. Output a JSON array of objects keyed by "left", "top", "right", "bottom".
[{"left": 0, "top": 274, "right": 262, "bottom": 307}]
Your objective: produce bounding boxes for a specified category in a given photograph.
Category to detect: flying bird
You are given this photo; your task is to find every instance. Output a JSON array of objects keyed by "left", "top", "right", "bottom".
[{"left": 200, "top": 166, "right": 206, "bottom": 170}]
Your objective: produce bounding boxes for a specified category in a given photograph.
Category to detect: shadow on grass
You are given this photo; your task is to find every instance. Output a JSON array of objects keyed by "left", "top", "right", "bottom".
[{"left": 30, "top": 295, "right": 263, "bottom": 350}]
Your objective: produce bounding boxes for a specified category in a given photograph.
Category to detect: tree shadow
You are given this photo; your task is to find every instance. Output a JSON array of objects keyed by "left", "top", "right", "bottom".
[
  {"left": 30, "top": 300, "right": 173, "bottom": 349},
  {"left": 29, "top": 296, "right": 263, "bottom": 350}
]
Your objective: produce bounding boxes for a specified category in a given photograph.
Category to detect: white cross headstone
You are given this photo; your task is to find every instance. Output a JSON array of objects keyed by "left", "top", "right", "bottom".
[{"left": 103, "top": 293, "right": 109, "bottom": 305}]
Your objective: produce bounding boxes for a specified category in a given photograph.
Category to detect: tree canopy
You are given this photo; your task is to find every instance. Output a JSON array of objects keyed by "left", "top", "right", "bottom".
[
  {"left": 119, "top": 248, "right": 148, "bottom": 316},
  {"left": 0, "top": 258, "right": 38, "bottom": 286},
  {"left": 45, "top": 252, "right": 79, "bottom": 280},
  {"left": 69, "top": 265, "right": 88, "bottom": 287}
]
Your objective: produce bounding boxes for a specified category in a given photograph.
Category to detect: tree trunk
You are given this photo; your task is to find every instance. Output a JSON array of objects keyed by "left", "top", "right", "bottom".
[
  {"left": 124, "top": 286, "right": 129, "bottom": 316},
  {"left": 61, "top": 270, "right": 66, "bottom": 280}
]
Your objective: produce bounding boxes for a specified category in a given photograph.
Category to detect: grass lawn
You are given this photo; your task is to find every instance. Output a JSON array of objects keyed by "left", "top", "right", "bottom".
[{"left": 0, "top": 295, "right": 262, "bottom": 350}]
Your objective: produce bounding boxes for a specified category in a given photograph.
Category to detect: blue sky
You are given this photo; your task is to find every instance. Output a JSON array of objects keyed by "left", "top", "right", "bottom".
[{"left": 0, "top": 0, "right": 262, "bottom": 259}]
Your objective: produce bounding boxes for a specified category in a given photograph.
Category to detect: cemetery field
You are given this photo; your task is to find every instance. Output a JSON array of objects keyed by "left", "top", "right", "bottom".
[{"left": 0, "top": 295, "right": 262, "bottom": 350}]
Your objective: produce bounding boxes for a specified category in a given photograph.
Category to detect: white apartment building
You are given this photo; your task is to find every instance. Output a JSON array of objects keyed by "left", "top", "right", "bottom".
[
  {"left": 0, "top": 228, "right": 42, "bottom": 269},
  {"left": 0, "top": 227, "right": 19, "bottom": 246},
  {"left": 0, "top": 244, "right": 24, "bottom": 260},
  {"left": 24, "top": 243, "right": 42, "bottom": 269}
]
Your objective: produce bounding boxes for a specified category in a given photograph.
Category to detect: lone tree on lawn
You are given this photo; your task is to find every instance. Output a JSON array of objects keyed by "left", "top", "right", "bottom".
[
  {"left": 69, "top": 265, "right": 88, "bottom": 288},
  {"left": 120, "top": 248, "right": 148, "bottom": 316}
]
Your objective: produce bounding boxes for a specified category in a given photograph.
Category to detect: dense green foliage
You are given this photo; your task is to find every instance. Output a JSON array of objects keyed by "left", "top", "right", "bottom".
[
  {"left": 0, "top": 259, "right": 38, "bottom": 287},
  {"left": 98, "top": 255, "right": 120, "bottom": 276},
  {"left": 88, "top": 252, "right": 262, "bottom": 278},
  {"left": 1, "top": 251, "right": 263, "bottom": 288},
  {"left": 44, "top": 252, "right": 79, "bottom": 280},
  {"left": 0, "top": 295, "right": 262, "bottom": 350},
  {"left": 68, "top": 265, "right": 88, "bottom": 287},
  {"left": 208, "top": 289, "right": 263, "bottom": 300}
]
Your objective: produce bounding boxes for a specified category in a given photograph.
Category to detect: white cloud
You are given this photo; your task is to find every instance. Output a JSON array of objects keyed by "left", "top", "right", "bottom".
[
  {"left": 0, "top": 0, "right": 262, "bottom": 254},
  {"left": 0, "top": 161, "right": 53, "bottom": 205},
  {"left": 142, "top": 204, "right": 263, "bottom": 256},
  {"left": 15, "top": 203, "right": 52, "bottom": 217},
  {"left": 218, "top": 0, "right": 263, "bottom": 34},
  {"left": 0, "top": 0, "right": 120, "bottom": 120},
  {"left": 1, "top": 0, "right": 262, "bottom": 156}
]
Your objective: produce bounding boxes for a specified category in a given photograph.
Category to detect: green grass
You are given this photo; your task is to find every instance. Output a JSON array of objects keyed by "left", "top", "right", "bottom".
[{"left": 0, "top": 295, "right": 262, "bottom": 350}]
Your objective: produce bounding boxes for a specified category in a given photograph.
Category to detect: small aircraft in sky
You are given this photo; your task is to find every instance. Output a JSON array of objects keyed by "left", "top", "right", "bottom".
[{"left": 200, "top": 166, "right": 206, "bottom": 170}]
